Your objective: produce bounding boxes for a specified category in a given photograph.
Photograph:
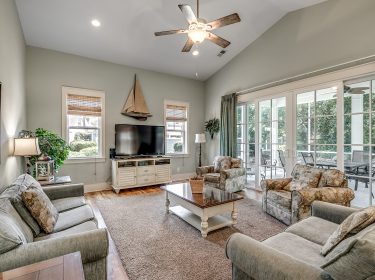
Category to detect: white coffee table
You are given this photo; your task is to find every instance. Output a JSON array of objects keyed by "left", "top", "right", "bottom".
[{"left": 161, "top": 183, "right": 243, "bottom": 237}]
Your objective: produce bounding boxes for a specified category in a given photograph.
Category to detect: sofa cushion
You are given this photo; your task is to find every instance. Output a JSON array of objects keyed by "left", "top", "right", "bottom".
[
  {"left": 321, "top": 205, "right": 375, "bottom": 255},
  {"left": 318, "top": 169, "right": 346, "bottom": 188},
  {"left": 321, "top": 223, "right": 375, "bottom": 280},
  {"left": 286, "top": 216, "right": 338, "bottom": 246},
  {"left": 285, "top": 164, "right": 322, "bottom": 191},
  {"left": 0, "top": 198, "right": 34, "bottom": 243},
  {"left": 35, "top": 221, "right": 98, "bottom": 241},
  {"left": 52, "top": 196, "right": 86, "bottom": 213},
  {"left": 204, "top": 173, "right": 220, "bottom": 184},
  {"left": 263, "top": 232, "right": 326, "bottom": 266},
  {"left": 267, "top": 190, "right": 291, "bottom": 208},
  {"left": 53, "top": 204, "right": 94, "bottom": 233},
  {"left": 0, "top": 184, "right": 41, "bottom": 236},
  {"left": 22, "top": 186, "right": 59, "bottom": 234},
  {"left": 213, "top": 156, "right": 231, "bottom": 172},
  {"left": 0, "top": 210, "right": 28, "bottom": 254}
]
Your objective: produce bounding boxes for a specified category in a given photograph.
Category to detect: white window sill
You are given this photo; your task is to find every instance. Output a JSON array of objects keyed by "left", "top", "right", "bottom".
[
  {"left": 65, "top": 157, "right": 106, "bottom": 164},
  {"left": 166, "top": 154, "right": 190, "bottom": 158}
]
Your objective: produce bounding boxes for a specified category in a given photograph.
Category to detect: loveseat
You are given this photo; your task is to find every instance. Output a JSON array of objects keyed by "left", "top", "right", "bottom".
[
  {"left": 0, "top": 174, "right": 108, "bottom": 280},
  {"left": 196, "top": 156, "right": 246, "bottom": 192},
  {"left": 226, "top": 201, "right": 375, "bottom": 280},
  {"left": 261, "top": 164, "right": 355, "bottom": 225}
]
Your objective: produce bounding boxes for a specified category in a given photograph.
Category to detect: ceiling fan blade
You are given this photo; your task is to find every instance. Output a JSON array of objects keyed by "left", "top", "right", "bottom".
[
  {"left": 182, "top": 38, "right": 194, "bottom": 52},
  {"left": 154, "top": 29, "right": 187, "bottom": 36},
  {"left": 207, "top": 33, "right": 230, "bottom": 48},
  {"left": 207, "top": 13, "right": 241, "bottom": 30},
  {"left": 178, "top": 4, "right": 197, "bottom": 24}
]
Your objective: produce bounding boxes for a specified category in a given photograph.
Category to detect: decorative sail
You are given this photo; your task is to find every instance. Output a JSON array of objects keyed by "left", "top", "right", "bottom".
[{"left": 121, "top": 75, "right": 152, "bottom": 121}]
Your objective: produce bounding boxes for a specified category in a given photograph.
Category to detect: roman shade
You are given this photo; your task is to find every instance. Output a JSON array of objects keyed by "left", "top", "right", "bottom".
[
  {"left": 67, "top": 94, "right": 102, "bottom": 116},
  {"left": 165, "top": 104, "right": 188, "bottom": 122}
]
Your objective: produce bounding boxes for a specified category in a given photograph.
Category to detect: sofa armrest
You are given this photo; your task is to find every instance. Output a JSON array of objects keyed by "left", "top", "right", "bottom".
[
  {"left": 293, "top": 187, "right": 355, "bottom": 207},
  {"left": 0, "top": 228, "right": 108, "bottom": 272},
  {"left": 260, "top": 178, "right": 292, "bottom": 192},
  {"left": 220, "top": 168, "right": 245, "bottom": 179},
  {"left": 43, "top": 183, "right": 84, "bottom": 200},
  {"left": 311, "top": 201, "right": 358, "bottom": 224},
  {"left": 196, "top": 165, "right": 214, "bottom": 176},
  {"left": 226, "top": 233, "right": 328, "bottom": 280}
]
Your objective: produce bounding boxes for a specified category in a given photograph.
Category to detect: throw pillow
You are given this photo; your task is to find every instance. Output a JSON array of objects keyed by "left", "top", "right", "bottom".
[
  {"left": 21, "top": 186, "right": 59, "bottom": 234},
  {"left": 231, "top": 158, "right": 242, "bottom": 168},
  {"left": 284, "top": 166, "right": 322, "bottom": 191},
  {"left": 213, "top": 156, "right": 232, "bottom": 172},
  {"left": 0, "top": 210, "right": 27, "bottom": 254},
  {"left": 318, "top": 169, "right": 346, "bottom": 188},
  {"left": 321, "top": 206, "right": 375, "bottom": 256}
]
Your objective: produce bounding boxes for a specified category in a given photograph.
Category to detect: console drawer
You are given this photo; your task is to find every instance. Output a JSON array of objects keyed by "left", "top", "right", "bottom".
[
  {"left": 137, "top": 175, "right": 155, "bottom": 185},
  {"left": 137, "top": 166, "right": 155, "bottom": 176}
]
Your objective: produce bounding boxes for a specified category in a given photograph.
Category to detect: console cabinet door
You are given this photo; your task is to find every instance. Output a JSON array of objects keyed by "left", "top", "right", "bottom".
[
  {"left": 117, "top": 167, "right": 136, "bottom": 187},
  {"left": 156, "top": 165, "right": 171, "bottom": 183}
]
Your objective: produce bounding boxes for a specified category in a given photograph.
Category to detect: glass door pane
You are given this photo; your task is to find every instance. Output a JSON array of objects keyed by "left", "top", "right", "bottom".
[{"left": 344, "top": 79, "right": 372, "bottom": 207}]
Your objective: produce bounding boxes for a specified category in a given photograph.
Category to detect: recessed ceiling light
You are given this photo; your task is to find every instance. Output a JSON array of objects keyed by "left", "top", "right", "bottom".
[
  {"left": 91, "top": 19, "right": 101, "bottom": 27},
  {"left": 192, "top": 50, "right": 199, "bottom": 56}
]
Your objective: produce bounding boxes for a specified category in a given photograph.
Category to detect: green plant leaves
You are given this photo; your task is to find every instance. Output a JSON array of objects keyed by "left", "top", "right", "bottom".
[{"left": 205, "top": 118, "right": 220, "bottom": 139}]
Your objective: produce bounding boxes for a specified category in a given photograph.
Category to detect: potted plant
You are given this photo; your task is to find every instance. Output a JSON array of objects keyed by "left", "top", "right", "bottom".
[
  {"left": 205, "top": 118, "right": 220, "bottom": 139},
  {"left": 29, "top": 128, "right": 70, "bottom": 173}
]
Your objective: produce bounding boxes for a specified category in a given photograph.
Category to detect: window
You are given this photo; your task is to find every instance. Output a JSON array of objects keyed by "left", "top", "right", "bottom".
[
  {"left": 62, "top": 87, "right": 105, "bottom": 160},
  {"left": 164, "top": 101, "right": 189, "bottom": 155}
]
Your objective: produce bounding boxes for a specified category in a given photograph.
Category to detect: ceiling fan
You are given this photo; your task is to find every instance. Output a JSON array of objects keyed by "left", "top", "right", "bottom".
[
  {"left": 154, "top": 0, "right": 241, "bottom": 53},
  {"left": 344, "top": 85, "right": 370, "bottom": 95}
]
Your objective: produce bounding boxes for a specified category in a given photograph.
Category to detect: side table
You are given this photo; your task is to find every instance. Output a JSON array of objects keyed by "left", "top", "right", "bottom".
[
  {"left": 39, "top": 176, "right": 72, "bottom": 186},
  {"left": 0, "top": 252, "right": 85, "bottom": 280}
]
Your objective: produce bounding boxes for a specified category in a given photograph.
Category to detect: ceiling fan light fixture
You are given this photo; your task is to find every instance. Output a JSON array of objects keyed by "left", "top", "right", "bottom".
[
  {"left": 188, "top": 29, "right": 206, "bottom": 44},
  {"left": 192, "top": 49, "right": 199, "bottom": 56}
]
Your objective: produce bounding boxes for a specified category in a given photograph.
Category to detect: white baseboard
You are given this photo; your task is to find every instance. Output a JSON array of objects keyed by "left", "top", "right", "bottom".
[
  {"left": 84, "top": 182, "right": 111, "bottom": 193},
  {"left": 84, "top": 173, "right": 194, "bottom": 193}
]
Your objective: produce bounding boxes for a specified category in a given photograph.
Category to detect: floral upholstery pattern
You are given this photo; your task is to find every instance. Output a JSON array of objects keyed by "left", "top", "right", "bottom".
[
  {"left": 318, "top": 169, "right": 346, "bottom": 188},
  {"left": 196, "top": 157, "right": 245, "bottom": 192},
  {"left": 213, "top": 156, "right": 232, "bottom": 172},
  {"left": 231, "top": 158, "right": 242, "bottom": 168},
  {"left": 22, "top": 186, "right": 59, "bottom": 233},
  {"left": 262, "top": 164, "right": 355, "bottom": 225}
]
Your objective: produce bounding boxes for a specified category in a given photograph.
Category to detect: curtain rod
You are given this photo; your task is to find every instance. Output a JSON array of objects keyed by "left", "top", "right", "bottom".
[{"left": 236, "top": 54, "right": 375, "bottom": 96}]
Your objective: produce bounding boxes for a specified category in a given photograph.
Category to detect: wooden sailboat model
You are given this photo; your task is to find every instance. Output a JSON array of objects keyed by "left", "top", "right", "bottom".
[{"left": 121, "top": 75, "right": 152, "bottom": 121}]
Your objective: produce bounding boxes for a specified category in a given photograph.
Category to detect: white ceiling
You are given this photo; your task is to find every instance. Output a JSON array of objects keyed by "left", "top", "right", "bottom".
[{"left": 15, "top": 0, "right": 326, "bottom": 81}]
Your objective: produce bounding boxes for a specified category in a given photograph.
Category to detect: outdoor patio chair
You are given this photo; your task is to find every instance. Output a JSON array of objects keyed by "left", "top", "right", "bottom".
[
  {"left": 277, "top": 150, "right": 286, "bottom": 178},
  {"left": 301, "top": 152, "right": 315, "bottom": 166}
]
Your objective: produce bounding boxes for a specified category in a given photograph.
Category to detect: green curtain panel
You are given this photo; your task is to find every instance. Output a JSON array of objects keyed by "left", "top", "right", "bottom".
[{"left": 220, "top": 93, "right": 237, "bottom": 157}]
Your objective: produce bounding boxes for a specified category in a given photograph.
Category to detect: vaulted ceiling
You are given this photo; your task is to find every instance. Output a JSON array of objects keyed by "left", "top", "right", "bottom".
[{"left": 15, "top": 0, "right": 326, "bottom": 81}]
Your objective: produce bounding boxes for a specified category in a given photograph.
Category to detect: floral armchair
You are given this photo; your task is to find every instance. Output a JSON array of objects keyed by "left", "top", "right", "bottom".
[
  {"left": 196, "top": 156, "right": 246, "bottom": 193},
  {"left": 261, "top": 164, "right": 355, "bottom": 225}
]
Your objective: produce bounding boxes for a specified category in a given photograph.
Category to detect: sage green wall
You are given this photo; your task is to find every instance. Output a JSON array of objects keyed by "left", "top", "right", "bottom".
[
  {"left": 0, "top": 0, "right": 26, "bottom": 186},
  {"left": 26, "top": 47, "right": 205, "bottom": 185},
  {"left": 205, "top": 0, "right": 375, "bottom": 162}
]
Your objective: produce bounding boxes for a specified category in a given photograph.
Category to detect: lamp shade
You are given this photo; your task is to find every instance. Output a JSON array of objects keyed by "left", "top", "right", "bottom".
[
  {"left": 14, "top": 138, "right": 41, "bottom": 156},
  {"left": 195, "top": 133, "right": 206, "bottom": 144}
]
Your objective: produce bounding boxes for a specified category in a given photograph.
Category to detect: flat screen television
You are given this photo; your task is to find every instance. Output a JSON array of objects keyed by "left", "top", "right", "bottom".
[{"left": 115, "top": 124, "right": 165, "bottom": 156}]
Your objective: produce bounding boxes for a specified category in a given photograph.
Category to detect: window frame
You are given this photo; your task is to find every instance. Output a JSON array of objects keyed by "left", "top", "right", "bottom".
[
  {"left": 62, "top": 86, "right": 106, "bottom": 163},
  {"left": 164, "top": 100, "right": 189, "bottom": 157}
]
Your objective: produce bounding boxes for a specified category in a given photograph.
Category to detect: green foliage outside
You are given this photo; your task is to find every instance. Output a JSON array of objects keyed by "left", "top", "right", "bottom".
[
  {"left": 173, "top": 142, "right": 183, "bottom": 152},
  {"left": 79, "top": 146, "right": 98, "bottom": 157},
  {"left": 70, "top": 140, "right": 97, "bottom": 152},
  {"left": 29, "top": 128, "right": 70, "bottom": 171}
]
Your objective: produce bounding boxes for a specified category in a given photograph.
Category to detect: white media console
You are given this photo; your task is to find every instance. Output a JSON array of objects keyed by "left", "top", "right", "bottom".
[{"left": 111, "top": 157, "right": 171, "bottom": 193}]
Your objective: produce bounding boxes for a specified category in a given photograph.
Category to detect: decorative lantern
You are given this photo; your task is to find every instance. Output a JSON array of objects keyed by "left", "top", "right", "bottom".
[{"left": 35, "top": 160, "right": 54, "bottom": 181}]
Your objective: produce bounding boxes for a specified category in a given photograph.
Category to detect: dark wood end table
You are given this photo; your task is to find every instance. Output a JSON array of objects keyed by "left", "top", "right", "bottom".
[{"left": 0, "top": 252, "right": 85, "bottom": 280}]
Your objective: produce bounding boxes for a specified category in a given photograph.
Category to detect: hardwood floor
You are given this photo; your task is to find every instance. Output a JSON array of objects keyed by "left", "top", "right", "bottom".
[{"left": 85, "top": 185, "right": 262, "bottom": 280}]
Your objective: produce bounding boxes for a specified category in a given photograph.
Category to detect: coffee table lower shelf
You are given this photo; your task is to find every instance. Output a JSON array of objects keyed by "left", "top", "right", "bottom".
[{"left": 170, "top": 206, "right": 234, "bottom": 236}]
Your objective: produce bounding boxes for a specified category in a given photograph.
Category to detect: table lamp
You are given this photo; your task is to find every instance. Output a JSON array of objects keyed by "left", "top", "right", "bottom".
[
  {"left": 195, "top": 133, "right": 206, "bottom": 167},
  {"left": 14, "top": 137, "right": 41, "bottom": 174}
]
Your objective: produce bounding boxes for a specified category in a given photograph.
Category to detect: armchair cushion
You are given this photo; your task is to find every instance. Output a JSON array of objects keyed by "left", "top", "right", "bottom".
[
  {"left": 204, "top": 173, "right": 220, "bottom": 184},
  {"left": 294, "top": 187, "right": 355, "bottom": 207},
  {"left": 284, "top": 164, "right": 322, "bottom": 191},
  {"left": 220, "top": 168, "right": 245, "bottom": 179},
  {"left": 231, "top": 158, "right": 242, "bottom": 168},
  {"left": 321, "top": 206, "right": 375, "bottom": 255},
  {"left": 318, "top": 169, "right": 346, "bottom": 188},
  {"left": 267, "top": 190, "right": 291, "bottom": 209},
  {"left": 213, "top": 156, "right": 231, "bottom": 172},
  {"left": 196, "top": 166, "right": 214, "bottom": 176}
]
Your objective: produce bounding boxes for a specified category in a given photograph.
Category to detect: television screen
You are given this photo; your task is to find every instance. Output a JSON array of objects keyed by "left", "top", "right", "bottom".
[{"left": 115, "top": 124, "right": 165, "bottom": 156}]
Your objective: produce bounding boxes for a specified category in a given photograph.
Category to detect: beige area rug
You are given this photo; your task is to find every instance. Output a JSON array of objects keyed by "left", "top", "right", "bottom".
[{"left": 96, "top": 191, "right": 286, "bottom": 280}]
